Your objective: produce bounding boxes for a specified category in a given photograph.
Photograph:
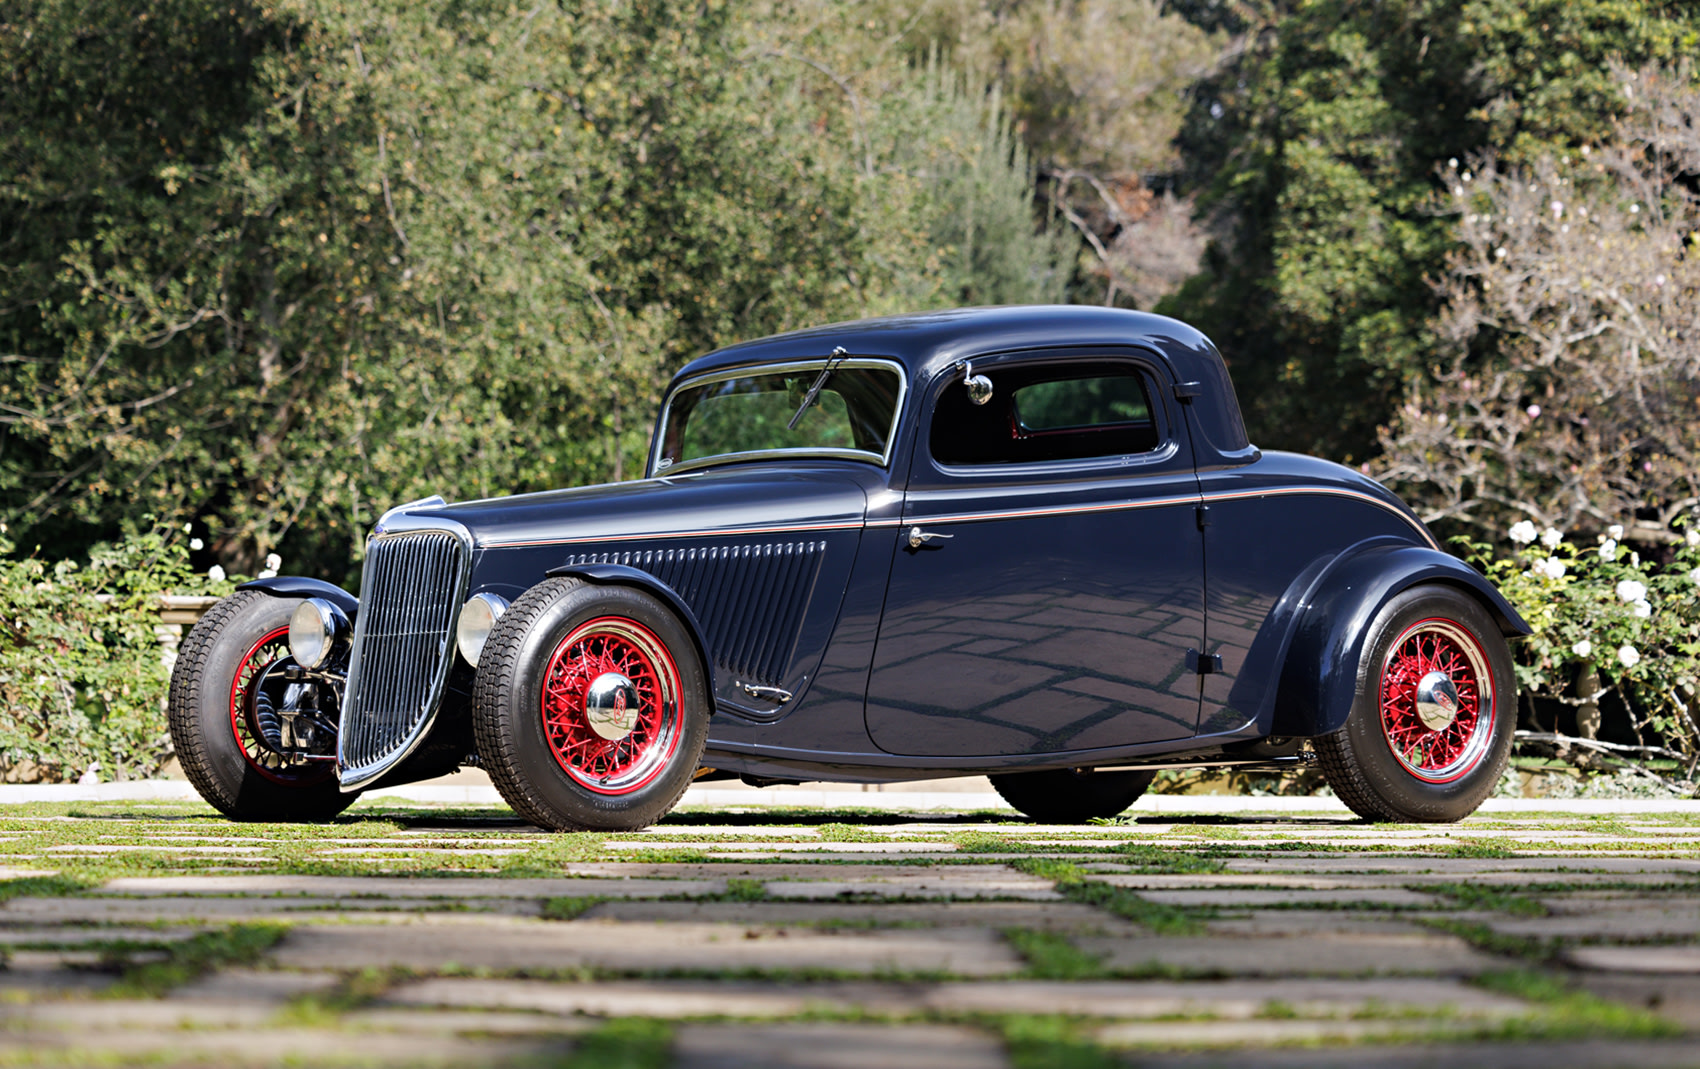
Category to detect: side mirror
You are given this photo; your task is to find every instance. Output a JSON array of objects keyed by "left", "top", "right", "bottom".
[{"left": 963, "top": 360, "right": 993, "bottom": 406}]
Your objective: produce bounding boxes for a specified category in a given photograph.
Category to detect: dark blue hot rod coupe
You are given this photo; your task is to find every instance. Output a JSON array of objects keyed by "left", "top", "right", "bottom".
[{"left": 168, "top": 306, "right": 1527, "bottom": 828}]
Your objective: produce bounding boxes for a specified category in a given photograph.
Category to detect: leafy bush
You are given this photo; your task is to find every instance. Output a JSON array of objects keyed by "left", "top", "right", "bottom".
[
  {"left": 0, "top": 524, "right": 231, "bottom": 783},
  {"left": 1466, "top": 518, "right": 1700, "bottom": 778}
]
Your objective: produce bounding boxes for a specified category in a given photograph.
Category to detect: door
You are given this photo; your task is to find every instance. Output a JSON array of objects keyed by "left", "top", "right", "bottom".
[{"left": 864, "top": 352, "right": 1205, "bottom": 757}]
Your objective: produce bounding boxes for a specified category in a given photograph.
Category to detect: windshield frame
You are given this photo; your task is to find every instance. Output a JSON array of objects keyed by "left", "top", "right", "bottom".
[{"left": 648, "top": 357, "right": 907, "bottom": 478}]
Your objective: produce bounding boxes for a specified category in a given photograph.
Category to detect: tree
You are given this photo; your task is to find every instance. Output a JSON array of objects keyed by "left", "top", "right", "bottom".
[
  {"left": 0, "top": 0, "right": 1073, "bottom": 583},
  {"left": 1163, "top": 0, "right": 1700, "bottom": 465},
  {"left": 1377, "top": 65, "right": 1700, "bottom": 540}
]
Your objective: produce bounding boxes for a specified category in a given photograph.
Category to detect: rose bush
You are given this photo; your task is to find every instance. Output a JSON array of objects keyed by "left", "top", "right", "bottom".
[
  {"left": 0, "top": 524, "right": 235, "bottom": 783},
  {"left": 1464, "top": 518, "right": 1700, "bottom": 779}
]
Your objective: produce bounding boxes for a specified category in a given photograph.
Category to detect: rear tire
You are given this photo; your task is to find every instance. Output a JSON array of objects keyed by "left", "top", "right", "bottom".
[
  {"left": 1315, "top": 585, "right": 1515, "bottom": 823},
  {"left": 990, "top": 768, "right": 1156, "bottom": 823},
  {"left": 167, "top": 591, "right": 356, "bottom": 822},
  {"left": 472, "top": 578, "right": 709, "bottom": 832}
]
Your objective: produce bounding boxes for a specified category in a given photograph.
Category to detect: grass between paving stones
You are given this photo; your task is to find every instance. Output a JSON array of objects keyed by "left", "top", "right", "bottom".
[
  {"left": 1418, "top": 918, "right": 1558, "bottom": 964},
  {"left": 1011, "top": 858, "right": 1207, "bottom": 935},
  {"left": 541, "top": 895, "right": 609, "bottom": 920},
  {"left": 1002, "top": 929, "right": 1108, "bottom": 980},
  {"left": 998, "top": 1015, "right": 1122, "bottom": 1069},
  {"left": 0, "top": 875, "right": 93, "bottom": 902},
  {"left": 1468, "top": 969, "right": 1681, "bottom": 1041},
  {"left": 556, "top": 1016, "right": 672, "bottom": 1069},
  {"left": 106, "top": 922, "right": 289, "bottom": 997},
  {"left": 1111, "top": 843, "right": 1225, "bottom": 873},
  {"left": 278, "top": 966, "right": 402, "bottom": 1026},
  {"left": 1426, "top": 882, "right": 1550, "bottom": 916}
]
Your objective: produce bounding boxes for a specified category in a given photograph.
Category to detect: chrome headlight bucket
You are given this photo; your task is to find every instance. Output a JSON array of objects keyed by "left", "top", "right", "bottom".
[
  {"left": 456, "top": 592, "right": 509, "bottom": 668},
  {"left": 289, "top": 597, "right": 350, "bottom": 669}
]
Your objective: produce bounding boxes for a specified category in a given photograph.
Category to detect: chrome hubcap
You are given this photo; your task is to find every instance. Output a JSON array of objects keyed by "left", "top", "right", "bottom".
[
  {"left": 585, "top": 671, "right": 641, "bottom": 741},
  {"left": 1414, "top": 670, "right": 1462, "bottom": 732}
]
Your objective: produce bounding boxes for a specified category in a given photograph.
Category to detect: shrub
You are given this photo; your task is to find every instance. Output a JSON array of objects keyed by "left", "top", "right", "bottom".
[
  {"left": 0, "top": 524, "right": 232, "bottom": 783},
  {"left": 1465, "top": 517, "right": 1700, "bottom": 777}
]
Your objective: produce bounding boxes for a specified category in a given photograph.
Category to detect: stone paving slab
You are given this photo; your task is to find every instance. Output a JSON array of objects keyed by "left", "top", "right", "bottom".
[
  {"left": 98, "top": 875, "right": 727, "bottom": 897},
  {"left": 1078, "top": 932, "right": 1498, "bottom": 977},
  {"left": 385, "top": 976, "right": 1530, "bottom": 1020},
  {"left": 1129, "top": 1040, "right": 1700, "bottom": 1068},
  {"left": 673, "top": 1023, "right": 1009, "bottom": 1069},
  {"left": 1566, "top": 944, "right": 1700, "bottom": 974},
  {"left": 2, "top": 895, "right": 549, "bottom": 923},
  {"left": 1201, "top": 910, "right": 1433, "bottom": 936},
  {"left": 1097, "top": 1018, "right": 1417, "bottom": 1047},
  {"left": 580, "top": 899, "right": 1134, "bottom": 931},
  {"left": 1117, "top": 885, "right": 1441, "bottom": 908},
  {"left": 1485, "top": 910, "right": 1700, "bottom": 940},
  {"left": 272, "top": 919, "right": 1025, "bottom": 976}
]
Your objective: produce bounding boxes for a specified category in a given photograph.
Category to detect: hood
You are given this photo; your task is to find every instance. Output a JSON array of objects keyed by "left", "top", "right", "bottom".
[{"left": 390, "top": 463, "right": 876, "bottom": 549}]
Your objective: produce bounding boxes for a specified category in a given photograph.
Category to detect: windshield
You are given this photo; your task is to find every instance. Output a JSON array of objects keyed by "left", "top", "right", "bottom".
[{"left": 653, "top": 360, "right": 903, "bottom": 475}]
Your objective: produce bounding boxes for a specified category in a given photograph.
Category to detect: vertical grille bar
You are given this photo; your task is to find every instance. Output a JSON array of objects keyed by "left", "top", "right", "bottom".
[{"left": 337, "top": 524, "right": 471, "bottom": 790}]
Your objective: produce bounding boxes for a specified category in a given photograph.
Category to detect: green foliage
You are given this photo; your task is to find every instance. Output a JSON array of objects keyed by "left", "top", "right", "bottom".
[
  {"left": 0, "top": 524, "right": 229, "bottom": 783},
  {"left": 1165, "top": 0, "right": 1700, "bottom": 463},
  {"left": 0, "top": 0, "right": 1073, "bottom": 584},
  {"left": 1466, "top": 521, "right": 1700, "bottom": 769},
  {"left": 998, "top": 1015, "right": 1123, "bottom": 1069}
]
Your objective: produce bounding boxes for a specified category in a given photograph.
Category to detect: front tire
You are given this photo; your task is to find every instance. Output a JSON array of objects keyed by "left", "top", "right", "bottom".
[
  {"left": 990, "top": 768, "right": 1156, "bottom": 823},
  {"left": 1316, "top": 585, "right": 1515, "bottom": 823},
  {"left": 472, "top": 578, "right": 709, "bottom": 832},
  {"left": 167, "top": 591, "right": 356, "bottom": 822}
]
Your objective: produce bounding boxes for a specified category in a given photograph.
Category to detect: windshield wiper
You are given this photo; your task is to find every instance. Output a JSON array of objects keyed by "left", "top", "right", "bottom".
[{"left": 786, "top": 346, "right": 849, "bottom": 431}]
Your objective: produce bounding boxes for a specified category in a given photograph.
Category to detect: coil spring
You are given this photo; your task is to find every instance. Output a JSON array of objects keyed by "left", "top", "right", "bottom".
[{"left": 253, "top": 688, "right": 286, "bottom": 752}]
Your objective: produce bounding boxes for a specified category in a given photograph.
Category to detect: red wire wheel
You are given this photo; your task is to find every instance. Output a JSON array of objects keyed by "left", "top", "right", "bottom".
[
  {"left": 1378, "top": 617, "right": 1496, "bottom": 784},
  {"left": 227, "top": 625, "right": 333, "bottom": 786},
  {"left": 539, "top": 616, "right": 682, "bottom": 795}
]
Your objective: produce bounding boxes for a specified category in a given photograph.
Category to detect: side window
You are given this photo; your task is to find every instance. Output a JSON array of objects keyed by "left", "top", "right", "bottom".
[{"left": 930, "top": 361, "right": 1161, "bottom": 466}]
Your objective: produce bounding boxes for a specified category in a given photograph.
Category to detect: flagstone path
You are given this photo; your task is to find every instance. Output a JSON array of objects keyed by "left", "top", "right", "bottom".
[{"left": 1, "top": 794, "right": 1697, "bottom": 1066}]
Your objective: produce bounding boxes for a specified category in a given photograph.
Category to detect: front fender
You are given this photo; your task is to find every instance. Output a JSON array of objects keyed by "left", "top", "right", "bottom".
[
  {"left": 234, "top": 576, "right": 358, "bottom": 618},
  {"left": 1269, "top": 541, "right": 1529, "bottom": 738},
  {"left": 543, "top": 561, "right": 718, "bottom": 706}
]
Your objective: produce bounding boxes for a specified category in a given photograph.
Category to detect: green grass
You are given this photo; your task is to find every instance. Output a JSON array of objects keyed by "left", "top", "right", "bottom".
[
  {"left": 1010, "top": 857, "right": 1206, "bottom": 935},
  {"left": 108, "top": 923, "right": 290, "bottom": 998},
  {"left": 1418, "top": 918, "right": 1556, "bottom": 964},
  {"left": 1427, "top": 881, "right": 1549, "bottom": 916},
  {"left": 0, "top": 874, "right": 94, "bottom": 901},
  {"left": 1003, "top": 929, "right": 1107, "bottom": 980},
  {"left": 559, "top": 1017, "right": 672, "bottom": 1069},
  {"left": 1113, "top": 843, "right": 1225, "bottom": 874},
  {"left": 541, "top": 895, "right": 608, "bottom": 921},
  {"left": 998, "top": 1015, "right": 1123, "bottom": 1069},
  {"left": 1471, "top": 969, "right": 1681, "bottom": 1040}
]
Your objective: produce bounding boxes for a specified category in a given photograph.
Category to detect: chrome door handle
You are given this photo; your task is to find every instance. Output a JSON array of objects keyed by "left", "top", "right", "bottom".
[{"left": 907, "top": 526, "right": 954, "bottom": 549}]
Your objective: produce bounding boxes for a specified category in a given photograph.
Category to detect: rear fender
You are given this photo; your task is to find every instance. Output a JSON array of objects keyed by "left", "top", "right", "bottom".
[
  {"left": 234, "top": 576, "right": 358, "bottom": 619},
  {"left": 1269, "top": 541, "right": 1529, "bottom": 738},
  {"left": 544, "top": 561, "right": 718, "bottom": 708}
]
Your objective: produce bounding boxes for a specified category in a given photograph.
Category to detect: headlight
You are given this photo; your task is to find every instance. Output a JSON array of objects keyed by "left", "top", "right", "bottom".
[
  {"left": 289, "top": 598, "right": 349, "bottom": 669},
  {"left": 456, "top": 592, "right": 509, "bottom": 668}
]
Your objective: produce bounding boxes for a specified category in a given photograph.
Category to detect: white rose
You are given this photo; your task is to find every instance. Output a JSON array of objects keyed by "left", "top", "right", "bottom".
[
  {"left": 1541, "top": 527, "right": 1563, "bottom": 548},
  {"left": 1608, "top": 524, "right": 1625, "bottom": 540},
  {"left": 1509, "top": 520, "right": 1538, "bottom": 544},
  {"left": 1633, "top": 599, "right": 1652, "bottom": 619},
  {"left": 1536, "top": 556, "right": 1566, "bottom": 580},
  {"left": 183, "top": 522, "right": 193, "bottom": 534},
  {"left": 1686, "top": 528, "right": 1699, "bottom": 547},
  {"left": 1598, "top": 539, "right": 1618, "bottom": 560},
  {"left": 189, "top": 538, "right": 203, "bottom": 551},
  {"left": 264, "top": 553, "right": 282, "bottom": 571},
  {"left": 1616, "top": 579, "right": 1647, "bottom": 603},
  {"left": 1618, "top": 645, "right": 1640, "bottom": 668},
  {"left": 257, "top": 569, "right": 276, "bottom": 579},
  {"left": 208, "top": 564, "right": 226, "bottom": 582},
  {"left": 1689, "top": 566, "right": 1700, "bottom": 586},
  {"left": 1571, "top": 639, "right": 1593, "bottom": 658}
]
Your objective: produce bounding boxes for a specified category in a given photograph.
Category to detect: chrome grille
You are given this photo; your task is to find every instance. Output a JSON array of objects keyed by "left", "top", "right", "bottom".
[{"left": 337, "top": 523, "right": 471, "bottom": 790}]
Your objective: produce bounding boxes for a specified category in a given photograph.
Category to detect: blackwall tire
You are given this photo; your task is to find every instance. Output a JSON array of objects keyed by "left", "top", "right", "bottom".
[
  {"left": 1315, "top": 585, "right": 1516, "bottom": 823},
  {"left": 166, "top": 591, "right": 357, "bottom": 823},
  {"left": 990, "top": 768, "right": 1157, "bottom": 823},
  {"left": 471, "top": 578, "right": 709, "bottom": 832}
]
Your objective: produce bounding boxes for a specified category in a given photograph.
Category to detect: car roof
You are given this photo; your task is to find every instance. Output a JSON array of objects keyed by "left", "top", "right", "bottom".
[{"left": 668, "top": 305, "right": 1254, "bottom": 460}]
